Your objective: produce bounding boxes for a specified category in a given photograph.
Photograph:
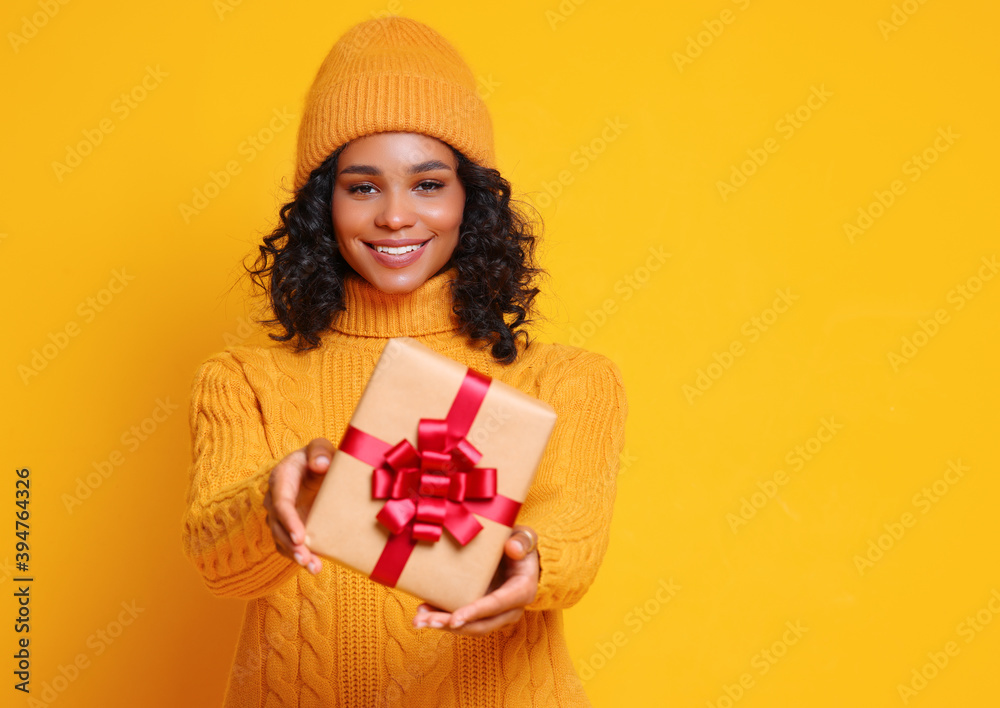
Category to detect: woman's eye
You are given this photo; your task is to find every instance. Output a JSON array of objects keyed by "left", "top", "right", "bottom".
[{"left": 346, "top": 181, "right": 442, "bottom": 194}]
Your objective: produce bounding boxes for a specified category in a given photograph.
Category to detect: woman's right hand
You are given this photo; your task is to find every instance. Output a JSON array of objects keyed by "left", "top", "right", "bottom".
[{"left": 262, "top": 437, "right": 335, "bottom": 575}]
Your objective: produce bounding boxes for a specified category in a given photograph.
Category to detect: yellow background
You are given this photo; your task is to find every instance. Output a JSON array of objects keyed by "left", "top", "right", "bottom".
[{"left": 2, "top": 0, "right": 998, "bottom": 706}]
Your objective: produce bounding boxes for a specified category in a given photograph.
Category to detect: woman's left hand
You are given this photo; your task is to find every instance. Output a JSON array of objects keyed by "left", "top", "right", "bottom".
[{"left": 412, "top": 525, "right": 539, "bottom": 635}]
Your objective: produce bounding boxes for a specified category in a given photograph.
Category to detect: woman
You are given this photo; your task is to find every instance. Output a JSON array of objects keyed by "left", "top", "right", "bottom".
[{"left": 182, "top": 15, "right": 627, "bottom": 707}]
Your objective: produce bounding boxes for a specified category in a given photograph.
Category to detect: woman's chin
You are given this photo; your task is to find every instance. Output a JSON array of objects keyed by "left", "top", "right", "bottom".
[{"left": 362, "top": 270, "right": 430, "bottom": 295}]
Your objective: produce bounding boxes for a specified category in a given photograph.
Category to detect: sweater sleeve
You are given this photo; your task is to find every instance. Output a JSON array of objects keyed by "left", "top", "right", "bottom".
[
  {"left": 180, "top": 352, "right": 299, "bottom": 599},
  {"left": 519, "top": 349, "right": 628, "bottom": 611}
]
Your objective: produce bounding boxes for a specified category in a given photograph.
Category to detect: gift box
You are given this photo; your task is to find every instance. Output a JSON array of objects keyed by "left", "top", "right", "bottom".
[{"left": 304, "top": 337, "right": 557, "bottom": 611}]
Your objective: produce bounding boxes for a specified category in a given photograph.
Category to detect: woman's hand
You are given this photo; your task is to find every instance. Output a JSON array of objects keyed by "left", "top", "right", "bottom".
[
  {"left": 412, "top": 525, "right": 540, "bottom": 635},
  {"left": 262, "top": 438, "right": 335, "bottom": 575}
]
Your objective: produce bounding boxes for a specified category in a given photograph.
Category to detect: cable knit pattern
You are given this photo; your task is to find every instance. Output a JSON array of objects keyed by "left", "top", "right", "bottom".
[{"left": 181, "top": 269, "right": 628, "bottom": 707}]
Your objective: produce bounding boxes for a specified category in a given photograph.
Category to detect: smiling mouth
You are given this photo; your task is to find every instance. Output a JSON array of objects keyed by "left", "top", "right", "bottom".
[{"left": 365, "top": 241, "right": 429, "bottom": 255}]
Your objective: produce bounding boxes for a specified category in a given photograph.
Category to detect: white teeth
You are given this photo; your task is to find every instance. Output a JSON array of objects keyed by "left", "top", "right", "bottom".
[{"left": 373, "top": 243, "right": 423, "bottom": 255}]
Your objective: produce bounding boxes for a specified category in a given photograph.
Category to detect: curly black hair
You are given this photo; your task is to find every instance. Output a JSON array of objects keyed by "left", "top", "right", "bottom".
[{"left": 243, "top": 143, "right": 543, "bottom": 364}]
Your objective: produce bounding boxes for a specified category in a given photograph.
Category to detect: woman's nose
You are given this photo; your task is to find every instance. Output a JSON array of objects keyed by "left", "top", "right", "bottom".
[{"left": 374, "top": 188, "right": 417, "bottom": 230}]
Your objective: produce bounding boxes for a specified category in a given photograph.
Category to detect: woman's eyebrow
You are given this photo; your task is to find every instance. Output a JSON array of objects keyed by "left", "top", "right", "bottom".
[
  {"left": 338, "top": 160, "right": 454, "bottom": 177},
  {"left": 408, "top": 159, "right": 453, "bottom": 174}
]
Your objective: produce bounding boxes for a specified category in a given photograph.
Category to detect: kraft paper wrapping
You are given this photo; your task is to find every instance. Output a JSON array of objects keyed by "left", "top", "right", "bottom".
[{"left": 304, "top": 337, "right": 557, "bottom": 611}]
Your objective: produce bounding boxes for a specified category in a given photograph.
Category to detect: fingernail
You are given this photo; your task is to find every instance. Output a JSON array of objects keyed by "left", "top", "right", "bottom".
[
  {"left": 309, "top": 559, "right": 321, "bottom": 574},
  {"left": 450, "top": 619, "right": 465, "bottom": 629},
  {"left": 294, "top": 552, "right": 304, "bottom": 566},
  {"left": 416, "top": 606, "right": 430, "bottom": 614},
  {"left": 428, "top": 620, "right": 444, "bottom": 629},
  {"left": 290, "top": 532, "right": 301, "bottom": 545},
  {"left": 315, "top": 456, "right": 330, "bottom": 469},
  {"left": 517, "top": 540, "right": 527, "bottom": 553}
]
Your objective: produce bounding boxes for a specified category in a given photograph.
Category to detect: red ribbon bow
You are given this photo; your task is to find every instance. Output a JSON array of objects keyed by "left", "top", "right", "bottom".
[{"left": 338, "top": 369, "right": 521, "bottom": 588}]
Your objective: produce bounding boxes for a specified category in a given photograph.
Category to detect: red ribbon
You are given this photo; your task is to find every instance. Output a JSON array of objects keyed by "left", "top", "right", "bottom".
[{"left": 338, "top": 369, "right": 521, "bottom": 588}]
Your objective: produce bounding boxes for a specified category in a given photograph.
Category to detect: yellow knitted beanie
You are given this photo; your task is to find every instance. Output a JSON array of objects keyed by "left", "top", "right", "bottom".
[{"left": 294, "top": 16, "right": 496, "bottom": 191}]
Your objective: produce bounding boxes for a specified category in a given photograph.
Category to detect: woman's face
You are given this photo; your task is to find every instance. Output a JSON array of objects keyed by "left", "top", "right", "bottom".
[{"left": 331, "top": 132, "right": 466, "bottom": 294}]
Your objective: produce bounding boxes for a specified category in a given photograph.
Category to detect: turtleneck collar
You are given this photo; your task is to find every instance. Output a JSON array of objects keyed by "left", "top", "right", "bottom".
[{"left": 330, "top": 268, "right": 463, "bottom": 338}]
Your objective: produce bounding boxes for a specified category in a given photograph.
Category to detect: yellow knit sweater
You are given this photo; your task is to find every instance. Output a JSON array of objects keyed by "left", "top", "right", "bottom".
[{"left": 181, "top": 269, "right": 628, "bottom": 707}]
